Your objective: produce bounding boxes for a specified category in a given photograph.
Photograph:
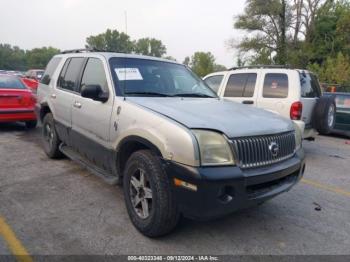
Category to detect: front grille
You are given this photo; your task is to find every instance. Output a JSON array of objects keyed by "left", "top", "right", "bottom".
[{"left": 231, "top": 131, "right": 296, "bottom": 169}]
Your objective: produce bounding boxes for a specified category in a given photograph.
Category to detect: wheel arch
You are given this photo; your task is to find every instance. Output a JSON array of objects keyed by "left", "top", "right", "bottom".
[{"left": 116, "top": 135, "right": 163, "bottom": 177}]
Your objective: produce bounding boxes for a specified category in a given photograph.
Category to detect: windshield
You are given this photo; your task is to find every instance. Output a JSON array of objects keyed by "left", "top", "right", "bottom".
[
  {"left": 109, "top": 57, "right": 217, "bottom": 98},
  {"left": 0, "top": 76, "right": 26, "bottom": 89}
]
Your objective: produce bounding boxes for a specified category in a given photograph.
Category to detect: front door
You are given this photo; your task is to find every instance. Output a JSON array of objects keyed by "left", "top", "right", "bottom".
[{"left": 71, "top": 57, "right": 114, "bottom": 170}]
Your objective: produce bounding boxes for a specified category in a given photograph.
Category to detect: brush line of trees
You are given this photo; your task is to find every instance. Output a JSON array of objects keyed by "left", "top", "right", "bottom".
[{"left": 0, "top": 28, "right": 226, "bottom": 77}]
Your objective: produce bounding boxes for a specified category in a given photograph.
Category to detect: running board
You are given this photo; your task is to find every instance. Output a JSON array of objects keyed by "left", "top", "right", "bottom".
[{"left": 59, "top": 144, "right": 119, "bottom": 185}]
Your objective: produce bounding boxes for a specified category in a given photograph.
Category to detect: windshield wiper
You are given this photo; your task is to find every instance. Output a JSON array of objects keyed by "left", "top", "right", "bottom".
[
  {"left": 173, "top": 93, "right": 216, "bottom": 98},
  {"left": 124, "top": 92, "right": 172, "bottom": 97}
]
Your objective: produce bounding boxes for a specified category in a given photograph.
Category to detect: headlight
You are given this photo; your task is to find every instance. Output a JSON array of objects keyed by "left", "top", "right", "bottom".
[
  {"left": 192, "top": 130, "right": 235, "bottom": 166},
  {"left": 293, "top": 123, "right": 302, "bottom": 149}
]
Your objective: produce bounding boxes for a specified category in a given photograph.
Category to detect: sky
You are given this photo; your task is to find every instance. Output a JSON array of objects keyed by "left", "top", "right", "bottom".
[{"left": 0, "top": 0, "right": 247, "bottom": 67}]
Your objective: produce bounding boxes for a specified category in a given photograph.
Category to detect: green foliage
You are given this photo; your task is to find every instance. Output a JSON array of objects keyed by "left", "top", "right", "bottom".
[
  {"left": 308, "top": 52, "right": 350, "bottom": 86},
  {"left": 234, "top": 0, "right": 290, "bottom": 64},
  {"left": 0, "top": 44, "right": 59, "bottom": 70},
  {"left": 0, "top": 44, "right": 26, "bottom": 70},
  {"left": 188, "top": 52, "right": 215, "bottom": 77},
  {"left": 86, "top": 29, "right": 134, "bottom": 53},
  {"left": 86, "top": 29, "right": 167, "bottom": 57},
  {"left": 26, "top": 47, "right": 60, "bottom": 69},
  {"left": 213, "top": 64, "right": 227, "bottom": 72},
  {"left": 134, "top": 38, "right": 166, "bottom": 57}
]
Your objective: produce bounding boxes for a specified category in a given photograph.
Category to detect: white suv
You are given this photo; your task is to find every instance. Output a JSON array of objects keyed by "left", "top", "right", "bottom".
[
  {"left": 204, "top": 66, "right": 336, "bottom": 139},
  {"left": 36, "top": 53, "right": 305, "bottom": 237}
]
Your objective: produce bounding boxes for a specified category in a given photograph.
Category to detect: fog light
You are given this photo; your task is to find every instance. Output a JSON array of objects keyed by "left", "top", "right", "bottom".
[
  {"left": 174, "top": 178, "right": 197, "bottom": 191},
  {"left": 218, "top": 186, "right": 234, "bottom": 203}
]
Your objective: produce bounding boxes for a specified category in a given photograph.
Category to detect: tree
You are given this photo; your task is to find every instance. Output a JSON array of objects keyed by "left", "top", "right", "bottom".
[
  {"left": 26, "top": 47, "right": 60, "bottom": 69},
  {"left": 183, "top": 56, "right": 190, "bottom": 66},
  {"left": 309, "top": 52, "right": 350, "bottom": 86},
  {"left": 232, "top": 0, "right": 328, "bottom": 65},
  {"left": 0, "top": 44, "right": 26, "bottom": 70},
  {"left": 164, "top": 56, "right": 177, "bottom": 61},
  {"left": 134, "top": 38, "right": 166, "bottom": 57},
  {"left": 213, "top": 64, "right": 227, "bottom": 72},
  {"left": 233, "top": 0, "right": 291, "bottom": 64},
  {"left": 86, "top": 29, "right": 134, "bottom": 53},
  {"left": 188, "top": 52, "right": 215, "bottom": 77}
]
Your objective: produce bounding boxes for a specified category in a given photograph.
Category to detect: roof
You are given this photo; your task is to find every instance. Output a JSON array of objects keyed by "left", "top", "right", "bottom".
[{"left": 56, "top": 49, "right": 180, "bottom": 65}]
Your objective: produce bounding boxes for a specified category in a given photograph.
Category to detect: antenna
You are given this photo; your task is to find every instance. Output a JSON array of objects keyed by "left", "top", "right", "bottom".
[{"left": 124, "top": 10, "right": 128, "bottom": 35}]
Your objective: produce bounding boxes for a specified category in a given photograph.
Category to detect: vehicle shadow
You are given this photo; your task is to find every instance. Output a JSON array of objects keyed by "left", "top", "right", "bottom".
[{"left": 0, "top": 122, "right": 27, "bottom": 132}]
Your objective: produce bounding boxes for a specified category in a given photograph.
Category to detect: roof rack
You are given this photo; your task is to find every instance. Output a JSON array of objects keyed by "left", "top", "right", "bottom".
[
  {"left": 228, "top": 65, "right": 293, "bottom": 70},
  {"left": 60, "top": 47, "right": 110, "bottom": 54}
]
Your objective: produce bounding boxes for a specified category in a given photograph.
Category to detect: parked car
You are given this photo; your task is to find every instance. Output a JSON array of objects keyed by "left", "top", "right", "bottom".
[
  {"left": 21, "top": 77, "right": 39, "bottom": 92},
  {"left": 36, "top": 50, "right": 305, "bottom": 237},
  {"left": 0, "top": 75, "right": 37, "bottom": 128},
  {"left": 25, "top": 69, "right": 44, "bottom": 81},
  {"left": 203, "top": 66, "right": 336, "bottom": 139},
  {"left": 324, "top": 92, "right": 350, "bottom": 136}
]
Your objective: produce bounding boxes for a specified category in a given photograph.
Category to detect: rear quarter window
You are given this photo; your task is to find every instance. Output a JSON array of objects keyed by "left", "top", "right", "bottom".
[
  {"left": 41, "top": 57, "right": 62, "bottom": 85},
  {"left": 263, "top": 73, "right": 288, "bottom": 98},
  {"left": 300, "top": 73, "right": 321, "bottom": 98}
]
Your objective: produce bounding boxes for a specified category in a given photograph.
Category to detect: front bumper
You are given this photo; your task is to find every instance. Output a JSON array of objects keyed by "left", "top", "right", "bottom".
[{"left": 164, "top": 149, "right": 305, "bottom": 220}]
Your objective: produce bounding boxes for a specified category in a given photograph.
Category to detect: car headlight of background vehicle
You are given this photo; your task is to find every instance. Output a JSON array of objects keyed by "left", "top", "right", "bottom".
[
  {"left": 192, "top": 130, "right": 235, "bottom": 166},
  {"left": 293, "top": 123, "right": 302, "bottom": 150}
]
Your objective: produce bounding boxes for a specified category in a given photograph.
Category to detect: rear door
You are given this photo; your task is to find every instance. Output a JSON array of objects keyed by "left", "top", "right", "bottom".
[
  {"left": 257, "top": 72, "right": 290, "bottom": 116},
  {"left": 50, "top": 57, "right": 85, "bottom": 145},
  {"left": 221, "top": 72, "right": 258, "bottom": 105},
  {"left": 299, "top": 72, "right": 322, "bottom": 125}
]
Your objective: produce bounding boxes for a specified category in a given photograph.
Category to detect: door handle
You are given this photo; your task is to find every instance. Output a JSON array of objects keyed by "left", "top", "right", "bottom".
[
  {"left": 50, "top": 94, "right": 56, "bottom": 99},
  {"left": 242, "top": 100, "right": 254, "bottom": 105},
  {"left": 73, "top": 101, "right": 82, "bottom": 108}
]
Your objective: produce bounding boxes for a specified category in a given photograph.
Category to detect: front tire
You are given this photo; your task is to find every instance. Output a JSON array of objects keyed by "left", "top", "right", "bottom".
[
  {"left": 123, "top": 150, "right": 180, "bottom": 237},
  {"left": 42, "top": 113, "right": 63, "bottom": 158}
]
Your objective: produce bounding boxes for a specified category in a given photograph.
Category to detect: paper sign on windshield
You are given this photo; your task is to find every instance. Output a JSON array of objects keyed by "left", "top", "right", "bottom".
[{"left": 115, "top": 68, "right": 143, "bottom": 81}]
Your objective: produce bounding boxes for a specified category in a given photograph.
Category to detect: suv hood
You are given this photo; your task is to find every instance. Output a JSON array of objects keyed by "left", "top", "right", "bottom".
[{"left": 127, "top": 97, "right": 294, "bottom": 138}]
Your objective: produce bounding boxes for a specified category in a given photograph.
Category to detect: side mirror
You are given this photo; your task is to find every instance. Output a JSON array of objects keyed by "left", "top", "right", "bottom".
[{"left": 81, "top": 85, "right": 109, "bottom": 102}]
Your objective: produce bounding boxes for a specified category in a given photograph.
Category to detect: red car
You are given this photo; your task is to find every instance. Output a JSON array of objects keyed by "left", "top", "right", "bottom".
[
  {"left": 0, "top": 75, "right": 37, "bottom": 128},
  {"left": 21, "top": 77, "right": 39, "bottom": 92}
]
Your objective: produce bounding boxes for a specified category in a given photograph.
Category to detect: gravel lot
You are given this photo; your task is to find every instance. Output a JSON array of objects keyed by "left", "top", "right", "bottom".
[{"left": 0, "top": 123, "right": 349, "bottom": 256}]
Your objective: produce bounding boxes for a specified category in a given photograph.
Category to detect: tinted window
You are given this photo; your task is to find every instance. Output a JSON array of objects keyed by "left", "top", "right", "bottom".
[
  {"left": 0, "top": 76, "right": 26, "bottom": 89},
  {"left": 80, "top": 58, "right": 108, "bottom": 92},
  {"left": 41, "top": 57, "right": 62, "bottom": 85},
  {"left": 300, "top": 73, "right": 321, "bottom": 98},
  {"left": 109, "top": 58, "right": 216, "bottom": 98},
  {"left": 57, "top": 58, "right": 85, "bottom": 92},
  {"left": 204, "top": 75, "right": 224, "bottom": 93},
  {"left": 224, "top": 73, "right": 256, "bottom": 97},
  {"left": 263, "top": 73, "right": 288, "bottom": 98}
]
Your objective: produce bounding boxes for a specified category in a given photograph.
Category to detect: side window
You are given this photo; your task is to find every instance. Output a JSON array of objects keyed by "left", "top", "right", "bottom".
[
  {"left": 204, "top": 75, "right": 224, "bottom": 93},
  {"left": 41, "top": 57, "right": 62, "bottom": 85},
  {"left": 300, "top": 73, "right": 321, "bottom": 98},
  {"left": 224, "top": 73, "right": 256, "bottom": 97},
  {"left": 263, "top": 73, "right": 288, "bottom": 98},
  {"left": 57, "top": 58, "right": 85, "bottom": 92},
  {"left": 80, "top": 58, "right": 108, "bottom": 92}
]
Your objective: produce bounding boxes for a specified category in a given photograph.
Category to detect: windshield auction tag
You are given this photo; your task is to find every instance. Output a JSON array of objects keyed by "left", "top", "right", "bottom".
[{"left": 115, "top": 68, "right": 143, "bottom": 81}]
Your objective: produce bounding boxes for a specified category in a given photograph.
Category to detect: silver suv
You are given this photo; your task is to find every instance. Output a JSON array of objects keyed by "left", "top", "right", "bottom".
[{"left": 36, "top": 50, "right": 305, "bottom": 237}]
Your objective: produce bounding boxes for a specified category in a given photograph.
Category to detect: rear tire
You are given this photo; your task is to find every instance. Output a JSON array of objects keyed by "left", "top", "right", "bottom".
[
  {"left": 25, "top": 120, "right": 37, "bottom": 129},
  {"left": 123, "top": 150, "right": 180, "bottom": 237},
  {"left": 313, "top": 95, "right": 336, "bottom": 135},
  {"left": 42, "top": 113, "right": 63, "bottom": 159}
]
